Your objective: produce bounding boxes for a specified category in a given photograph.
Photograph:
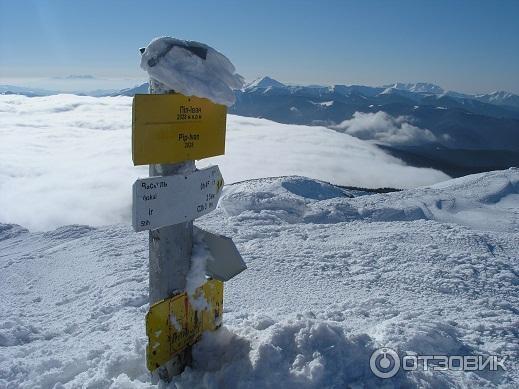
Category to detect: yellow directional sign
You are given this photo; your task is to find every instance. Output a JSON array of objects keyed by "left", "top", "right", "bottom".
[
  {"left": 145, "top": 279, "right": 224, "bottom": 372},
  {"left": 132, "top": 93, "right": 227, "bottom": 165}
]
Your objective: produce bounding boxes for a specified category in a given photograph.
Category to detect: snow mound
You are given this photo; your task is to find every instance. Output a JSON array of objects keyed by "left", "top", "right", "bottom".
[
  {"left": 0, "top": 223, "right": 28, "bottom": 241},
  {"left": 220, "top": 176, "right": 349, "bottom": 220},
  {"left": 280, "top": 177, "right": 348, "bottom": 200},
  {"left": 42, "top": 224, "right": 96, "bottom": 240},
  {"left": 173, "top": 318, "right": 493, "bottom": 388},
  {"left": 174, "top": 321, "right": 391, "bottom": 388},
  {"left": 218, "top": 169, "right": 519, "bottom": 231},
  {"left": 140, "top": 37, "right": 244, "bottom": 106}
]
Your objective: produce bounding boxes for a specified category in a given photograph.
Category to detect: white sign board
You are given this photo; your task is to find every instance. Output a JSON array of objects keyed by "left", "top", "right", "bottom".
[
  {"left": 133, "top": 166, "right": 223, "bottom": 231},
  {"left": 194, "top": 226, "right": 247, "bottom": 282}
]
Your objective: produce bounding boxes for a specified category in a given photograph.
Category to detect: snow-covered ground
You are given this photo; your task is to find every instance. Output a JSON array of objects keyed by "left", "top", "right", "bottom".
[
  {"left": 1, "top": 169, "right": 518, "bottom": 388},
  {"left": 0, "top": 95, "right": 517, "bottom": 388},
  {"left": 0, "top": 94, "right": 448, "bottom": 231}
]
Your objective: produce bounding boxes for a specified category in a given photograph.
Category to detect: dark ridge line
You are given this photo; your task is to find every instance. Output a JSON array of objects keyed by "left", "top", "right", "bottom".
[{"left": 223, "top": 175, "right": 402, "bottom": 194}]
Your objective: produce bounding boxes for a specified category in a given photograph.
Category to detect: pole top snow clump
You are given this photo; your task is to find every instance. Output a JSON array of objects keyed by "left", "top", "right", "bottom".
[{"left": 140, "top": 37, "right": 244, "bottom": 106}]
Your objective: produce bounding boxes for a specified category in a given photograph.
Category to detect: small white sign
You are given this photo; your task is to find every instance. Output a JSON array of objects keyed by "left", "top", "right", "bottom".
[
  {"left": 132, "top": 166, "right": 223, "bottom": 231},
  {"left": 194, "top": 226, "right": 247, "bottom": 282}
]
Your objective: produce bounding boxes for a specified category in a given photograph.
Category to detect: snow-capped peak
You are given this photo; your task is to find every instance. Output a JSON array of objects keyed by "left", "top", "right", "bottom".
[
  {"left": 490, "top": 90, "right": 514, "bottom": 97},
  {"left": 480, "top": 90, "right": 516, "bottom": 100},
  {"left": 474, "top": 90, "right": 519, "bottom": 107},
  {"left": 245, "top": 76, "right": 286, "bottom": 90},
  {"left": 384, "top": 82, "right": 445, "bottom": 94}
]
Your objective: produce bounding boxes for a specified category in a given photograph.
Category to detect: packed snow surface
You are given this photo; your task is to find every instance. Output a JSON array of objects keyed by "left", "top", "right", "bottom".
[
  {"left": 0, "top": 94, "right": 449, "bottom": 231},
  {"left": 1, "top": 169, "right": 518, "bottom": 388},
  {"left": 140, "top": 37, "right": 244, "bottom": 106}
]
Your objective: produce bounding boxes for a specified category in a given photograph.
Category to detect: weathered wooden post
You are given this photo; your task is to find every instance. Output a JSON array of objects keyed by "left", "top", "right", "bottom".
[{"left": 131, "top": 39, "right": 246, "bottom": 383}]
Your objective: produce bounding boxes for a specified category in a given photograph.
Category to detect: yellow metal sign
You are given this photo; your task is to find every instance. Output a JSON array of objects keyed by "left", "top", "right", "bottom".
[
  {"left": 132, "top": 93, "right": 227, "bottom": 165},
  {"left": 145, "top": 279, "right": 223, "bottom": 372}
]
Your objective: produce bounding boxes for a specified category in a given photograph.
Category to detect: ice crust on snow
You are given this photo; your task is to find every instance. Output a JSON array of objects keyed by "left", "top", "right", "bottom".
[
  {"left": 0, "top": 169, "right": 518, "bottom": 388},
  {"left": 140, "top": 37, "right": 244, "bottom": 106}
]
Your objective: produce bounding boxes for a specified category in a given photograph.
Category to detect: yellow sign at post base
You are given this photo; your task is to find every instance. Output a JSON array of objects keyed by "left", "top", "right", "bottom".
[
  {"left": 145, "top": 279, "right": 224, "bottom": 372},
  {"left": 132, "top": 93, "right": 227, "bottom": 166}
]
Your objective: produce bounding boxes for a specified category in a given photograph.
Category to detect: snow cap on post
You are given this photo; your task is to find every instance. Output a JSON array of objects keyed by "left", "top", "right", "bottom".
[{"left": 140, "top": 37, "right": 244, "bottom": 106}]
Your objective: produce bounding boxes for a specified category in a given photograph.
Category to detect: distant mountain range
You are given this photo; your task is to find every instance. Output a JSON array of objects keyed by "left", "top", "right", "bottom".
[
  {"left": 0, "top": 85, "right": 119, "bottom": 97},
  {"left": 4, "top": 78, "right": 518, "bottom": 109},
  {"left": 229, "top": 77, "right": 519, "bottom": 176},
  {"left": 3, "top": 78, "right": 518, "bottom": 177},
  {"left": 0, "top": 85, "right": 59, "bottom": 97},
  {"left": 236, "top": 77, "right": 519, "bottom": 118}
]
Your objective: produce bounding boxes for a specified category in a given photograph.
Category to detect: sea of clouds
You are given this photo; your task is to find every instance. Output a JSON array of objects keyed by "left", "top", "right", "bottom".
[
  {"left": 332, "top": 111, "right": 438, "bottom": 145},
  {"left": 0, "top": 95, "right": 449, "bottom": 231}
]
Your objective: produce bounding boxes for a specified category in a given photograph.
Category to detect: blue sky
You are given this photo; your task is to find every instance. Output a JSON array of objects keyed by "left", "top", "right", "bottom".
[{"left": 1, "top": 0, "right": 518, "bottom": 93}]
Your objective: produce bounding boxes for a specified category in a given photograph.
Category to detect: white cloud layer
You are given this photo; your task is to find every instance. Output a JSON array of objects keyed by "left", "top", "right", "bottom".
[
  {"left": 333, "top": 111, "right": 437, "bottom": 145},
  {"left": 0, "top": 95, "right": 449, "bottom": 231}
]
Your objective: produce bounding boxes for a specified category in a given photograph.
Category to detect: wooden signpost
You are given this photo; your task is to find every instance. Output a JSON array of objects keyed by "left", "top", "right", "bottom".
[{"left": 131, "top": 77, "right": 245, "bottom": 382}]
